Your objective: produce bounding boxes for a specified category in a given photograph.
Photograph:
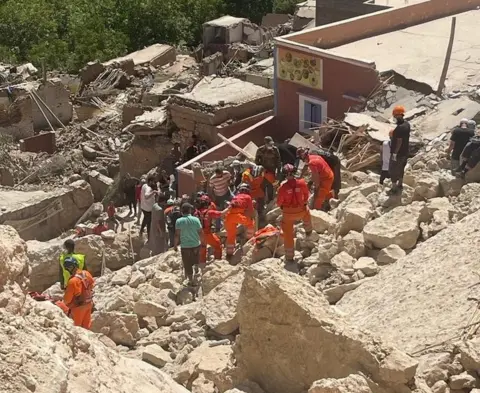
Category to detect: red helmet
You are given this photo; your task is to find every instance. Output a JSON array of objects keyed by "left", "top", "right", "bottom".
[{"left": 282, "top": 164, "right": 296, "bottom": 175}]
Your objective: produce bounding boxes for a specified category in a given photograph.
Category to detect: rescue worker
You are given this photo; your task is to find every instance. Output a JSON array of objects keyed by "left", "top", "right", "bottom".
[
  {"left": 388, "top": 105, "right": 411, "bottom": 195},
  {"left": 59, "top": 239, "right": 87, "bottom": 290},
  {"left": 63, "top": 257, "right": 95, "bottom": 329},
  {"left": 277, "top": 164, "right": 313, "bottom": 265},
  {"left": 241, "top": 164, "right": 266, "bottom": 218},
  {"left": 297, "top": 149, "right": 334, "bottom": 210},
  {"left": 196, "top": 195, "right": 222, "bottom": 265},
  {"left": 223, "top": 183, "right": 255, "bottom": 259},
  {"left": 255, "top": 136, "right": 281, "bottom": 202}
]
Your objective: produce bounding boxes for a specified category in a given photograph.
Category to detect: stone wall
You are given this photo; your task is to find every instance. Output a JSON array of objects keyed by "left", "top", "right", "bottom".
[{"left": 19, "top": 131, "right": 56, "bottom": 154}]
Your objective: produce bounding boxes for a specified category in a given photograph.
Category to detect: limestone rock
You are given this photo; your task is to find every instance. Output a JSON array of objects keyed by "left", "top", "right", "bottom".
[
  {"left": 457, "top": 337, "right": 480, "bottom": 371},
  {"left": 203, "top": 272, "right": 244, "bottom": 335},
  {"left": 192, "top": 374, "right": 216, "bottom": 393},
  {"left": 111, "top": 265, "right": 132, "bottom": 285},
  {"left": 416, "top": 352, "right": 452, "bottom": 387},
  {"left": 134, "top": 300, "right": 169, "bottom": 318},
  {"left": 101, "top": 229, "right": 116, "bottom": 240},
  {"left": 376, "top": 244, "right": 406, "bottom": 265},
  {"left": 91, "top": 311, "right": 140, "bottom": 347},
  {"left": 378, "top": 348, "right": 418, "bottom": 384},
  {"left": 449, "top": 372, "right": 476, "bottom": 389},
  {"left": 235, "top": 260, "right": 415, "bottom": 393},
  {"left": 354, "top": 257, "right": 379, "bottom": 276},
  {"left": 142, "top": 344, "right": 172, "bottom": 368},
  {"left": 323, "top": 280, "right": 367, "bottom": 304},
  {"left": 339, "top": 231, "right": 366, "bottom": 259},
  {"left": 336, "top": 191, "right": 373, "bottom": 236},
  {"left": 317, "top": 238, "right": 340, "bottom": 264},
  {"left": 330, "top": 252, "right": 355, "bottom": 275},
  {"left": 310, "top": 210, "right": 336, "bottom": 233},
  {"left": 129, "top": 270, "right": 147, "bottom": 288},
  {"left": 265, "top": 207, "right": 282, "bottom": 224},
  {"left": 414, "top": 174, "right": 440, "bottom": 200},
  {"left": 439, "top": 173, "right": 464, "bottom": 197},
  {"left": 431, "top": 380, "right": 448, "bottom": 393},
  {"left": 308, "top": 374, "right": 372, "bottom": 393},
  {"left": 224, "top": 381, "right": 265, "bottom": 393},
  {"left": 306, "top": 264, "right": 332, "bottom": 286},
  {"left": 426, "top": 198, "right": 456, "bottom": 219},
  {"left": 363, "top": 202, "right": 429, "bottom": 249}
]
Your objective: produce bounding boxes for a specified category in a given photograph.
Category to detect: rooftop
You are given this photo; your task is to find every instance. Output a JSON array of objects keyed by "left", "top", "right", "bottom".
[
  {"left": 104, "top": 44, "right": 174, "bottom": 67},
  {"left": 176, "top": 77, "right": 273, "bottom": 108},
  {"left": 329, "top": 10, "right": 480, "bottom": 92},
  {"left": 204, "top": 15, "right": 247, "bottom": 28}
]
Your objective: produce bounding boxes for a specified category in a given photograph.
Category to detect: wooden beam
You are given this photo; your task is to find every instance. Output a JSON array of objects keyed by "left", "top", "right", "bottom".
[
  {"left": 217, "top": 133, "right": 255, "bottom": 161},
  {"left": 437, "top": 17, "right": 456, "bottom": 96}
]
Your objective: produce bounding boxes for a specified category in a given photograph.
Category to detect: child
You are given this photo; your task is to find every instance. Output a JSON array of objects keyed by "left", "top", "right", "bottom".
[
  {"left": 380, "top": 134, "right": 392, "bottom": 185},
  {"left": 107, "top": 202, "right": 123, "bottom": 232},
  {"left": 93, "top": 218, "right": 108, "bottom": 236}
]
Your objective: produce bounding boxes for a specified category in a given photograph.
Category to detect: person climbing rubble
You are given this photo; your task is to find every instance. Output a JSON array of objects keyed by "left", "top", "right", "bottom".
[
  {"left": 242, "top": 164, "right": 266, "bottom": 219},
  {"left": 59, "top": 239, "right": 87, "bottom": 290},
  {"left": 447, "top": 118, "right": 473, "bottom": 174},
  {"left": 140, "top": 175, "right": 157, "bottom": 239},
  {"left": 277, "top": 164, "right": 313, "bottom": 268},
  {"left": 149, "top": 193, "right": 168, "bottom": 256},
  {"left": 208, "top": 166, "right": 233, "bottom": 210},
  {"left": 388, "top": 105, "right": 411, "bottom": 195},
  {"left": 174, "top": 203, "right": 204, "bottom": 285},
  {"left": 93, "top": 218, "right": 108, "bottom": 236},
  {"left": 196, "top": 195, "right": 222, "bottom": 266},
  {"left": 297, "top": 148, "right": 333, "bottom": 210},
  {"left": 107, "top": 201, "right": 123, "bottom": 232},
  {"left": 135, "top": 177, "right": 145, "bottom": 225},
  {"left": 165, "top": 198, "right": 182, "bottom": 248},
  {"left": 230, "top": 160, "right": 244, "bottom": 189},
  {"left": 123, "top": 173, "right": 140, "bottom": 216},
  {"left": 255, "top": 136, "right": 281, "bottom": 202},
  {"left": 63, "top": 257, "right": 95, "bottom": 329},
  {"left": 223, "top": 183, "right": 255, "bottom": 259}
]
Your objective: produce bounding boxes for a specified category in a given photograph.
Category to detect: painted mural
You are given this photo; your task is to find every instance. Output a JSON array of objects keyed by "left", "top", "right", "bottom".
[{"left": 277, "top": 47, "right": 323, "bottom": 90}]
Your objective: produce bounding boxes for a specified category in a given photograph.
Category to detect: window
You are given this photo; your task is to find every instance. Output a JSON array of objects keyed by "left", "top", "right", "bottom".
[{"left": 298, "top": 95, "right": 327, "bottom": 133}]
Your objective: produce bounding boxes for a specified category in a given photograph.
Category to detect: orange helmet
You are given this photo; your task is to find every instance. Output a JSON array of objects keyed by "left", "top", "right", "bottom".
[{"left": 392, "top": 106, "right": 406, "bottom": 116}]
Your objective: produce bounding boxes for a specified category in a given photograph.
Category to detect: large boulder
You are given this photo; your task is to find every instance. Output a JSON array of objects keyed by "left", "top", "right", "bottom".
[
  {"left": 201, "top": 262, "right": 241, "bottom": 295},
  {"left": 414, "top": 174, "right": 440, "bottom": 200},
  {"left": 363, "top": 202, "right": 429, "bottom": 250},
  {"left": 235, "top": 260, "right": 417, "bottom": 393},
  {"left": 336, "top": 191, "right": 373, "bottom": 236},
  {"left": 91, "top": 311, "right": 140, "bottom": 347},
  {"left": 339, "top": 211, "right": 480, "bottom": 354},
  {"left": 310, "top": 210, "right": 336, "bottom": 233},
  {"left": 338, "top": 231, "right": 366, "bottom": 259}
]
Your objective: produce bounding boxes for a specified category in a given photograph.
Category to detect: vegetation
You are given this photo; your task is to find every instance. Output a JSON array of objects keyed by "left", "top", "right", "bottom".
[{"left": 0, "top": 0, "right": 294, "bottom": 73}]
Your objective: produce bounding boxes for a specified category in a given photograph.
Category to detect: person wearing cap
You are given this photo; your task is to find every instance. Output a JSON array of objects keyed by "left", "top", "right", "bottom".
[
  {"left": 174, "top": 203, "right": 205, "bottom": 284},
  {"left": 59, "top": 239, "right": 87, "bottom": 290},
  {"left": 165, "top": 198, "right": 182, "bottom": 248},
  {"left": 255, "top": 136, "right": 281, "bottom": 202},
  {"left": 448, "top": 118, "right": 473, "bottom": 174},
  {"left": 388, "top": 105, "right": 411, "bottom": 195}
]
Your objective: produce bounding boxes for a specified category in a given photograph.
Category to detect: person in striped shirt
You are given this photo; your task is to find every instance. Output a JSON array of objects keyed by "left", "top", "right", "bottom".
[{"left": 208, "top": 167, "right": 233, "bottom": 210}]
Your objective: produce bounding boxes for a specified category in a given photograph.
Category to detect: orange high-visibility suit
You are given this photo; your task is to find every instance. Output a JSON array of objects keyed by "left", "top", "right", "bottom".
[
  {"left": 307, "top": 154, "right": 334, "bottom": 210},
  {"left": 64, "top": 269, "right": 95, "bottom": 329},
  {"left": 241, "top": 169, "right": 265, "bottom": 199},
  {"left": 277, "top": 178, "right": 313, "bottom": 261},
  {"left": 225, "top": 193, "right": 255, "bottom": 256},
  {"left": 197, "top": 207, "right": 223, "bottom": 264}
]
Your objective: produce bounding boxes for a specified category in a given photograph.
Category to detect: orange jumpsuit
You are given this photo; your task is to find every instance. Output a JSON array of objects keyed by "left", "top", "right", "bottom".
[
  {"left": 225, "top": 193, "right": 255, "bottom": 256},
  {"left": 307, "top": 154, "right": 334, "bottom": 210},
  {"left": 64, "top": 269, "right": 95, "bottom": 329},
  {"left": 198, "top": 207, "right": 223, "bottom": 264},
  {"left": 242, "top": 168, "right": 265, "bottom": 215},
  {"left": 277, "top": 178, "right": 313, "bottom": 261}
]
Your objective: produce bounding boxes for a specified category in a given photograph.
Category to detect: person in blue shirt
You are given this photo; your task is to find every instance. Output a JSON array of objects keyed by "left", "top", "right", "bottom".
[{"left": 174, "top": 203, "right": 205, "bottom": 284}]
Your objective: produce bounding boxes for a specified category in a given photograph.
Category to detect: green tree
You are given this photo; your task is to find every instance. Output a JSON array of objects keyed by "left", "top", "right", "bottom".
[
  {"left": 273, "top": 0, "right": 299, "bottom": 14},
  {"left": 223, "top": 0, "right": 273, "bottom": 24}
]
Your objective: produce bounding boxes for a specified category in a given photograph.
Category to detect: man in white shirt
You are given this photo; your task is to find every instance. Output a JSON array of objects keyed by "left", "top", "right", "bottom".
[
  {"left": 380, "top": 138, "right": 391, "bottom": 185},
  {"left": 140, "top": 175, "right": 157, "bottom": 239}
]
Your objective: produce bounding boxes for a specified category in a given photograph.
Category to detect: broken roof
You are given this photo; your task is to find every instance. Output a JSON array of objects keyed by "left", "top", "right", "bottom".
[
  {"left": 329, "top": 10, "right": 480, "bottom": 93},
  {"left": 204, "top": 15, "right": 247, "bottom": 28},
  {"left": 173, "top": 77, "right": 273, "bottom": 109},
  {"left": 104, "top": 44, "right": 175, "bottom": 67}
]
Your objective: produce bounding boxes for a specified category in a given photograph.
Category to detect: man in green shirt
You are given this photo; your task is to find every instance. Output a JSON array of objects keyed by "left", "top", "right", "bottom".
[
  {"left": 174, "top": 203, "right": 204, "bottom": 285},
  {"left": 59, "top": 239, "right": 87, "bottom": 289}
]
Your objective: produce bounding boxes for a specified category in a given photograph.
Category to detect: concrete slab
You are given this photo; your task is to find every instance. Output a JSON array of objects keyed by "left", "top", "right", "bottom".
[
  {"left": 344, "top": 113, "right": 393, "bottom": 142},
  {"left": 330, "top": 10, "right": 480, "bottom": 92},
  {"left": 104, "top": 44, "right": 176, "bottom": 68},
  {"left": 204, "top": 15, "right": 246, "bottom": 27}
]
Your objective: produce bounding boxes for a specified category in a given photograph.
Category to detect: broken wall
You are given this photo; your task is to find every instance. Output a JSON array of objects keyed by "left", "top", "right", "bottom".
[
  {"left": 19, "top": 131, "right": 56, "bottom": 154},
  {"left": 0, "top": 95, "right": 34, "bottom": 139},
  {"left": 0, "top": 180, "right": 94, "bottom": 241},
  {"left": 32, "top": 79, "right": 73, "bottom": 130}
]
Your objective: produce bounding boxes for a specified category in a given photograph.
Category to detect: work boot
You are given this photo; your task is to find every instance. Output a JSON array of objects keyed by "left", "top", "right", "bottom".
[{"left": 284, "top": 260, "right": 299, "bottom": 274}]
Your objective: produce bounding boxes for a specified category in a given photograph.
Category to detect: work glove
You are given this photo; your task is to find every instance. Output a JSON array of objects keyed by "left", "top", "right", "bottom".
[{"left": 391, "top": 153, "right": 397, "bottom": 162}]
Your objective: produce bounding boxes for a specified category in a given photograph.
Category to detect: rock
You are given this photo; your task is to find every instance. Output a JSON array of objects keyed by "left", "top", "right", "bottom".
[
  {"left": 235, "top": 260, "right": 415, "bottom": 393},
  {"left": 317, "top": 238, "right": 340, "bottom": 264},
  {"left": 265, "top": 207, "right": 282, "bottom": 224},
  {"left": 449, "top": 372, "right": 476, "bottom": 389},
  {"left": 379, "top": 348, "right": 418, "bottom": 385},
  {"left": 431, "top": 380, "right": 448, "bottom": 393},
  {"left": 376, "top": 244, "right": 406, "bottom": 265},
  {"left": 101, "top": 229, "right": 116, "bottom": 240},
  {"left": 416, "top": 352, "right": 452, "bottom": 387},
  {"left": 91, "top": 311, "right": 140, "bottom": 347},
  {"left": 414, "top": 174, "right": 440, "bottom": 200},
  {"left": 203, "top": 272, "right": 244, "bottom": 335},
  {"left": 192, "top": 374, "right": 216, "bottom": 393},
  {"left": 129, "top": 270, "right": 147, "bottom": 288},
  {"left": 426, "top": 197, "right": 456, "bottom": 219},
  {"left": 323, "top": 280, "right": 367, "bottom": 304},
  {"left": 336, "top": 191, "right": 373, "bottom": 236},
  {"left": 224, "top": 381, "right": 265, "bottom": 393},
  {"left": 457, "top": 337, "right": 480, "bottom": 370},
  {"left": 363, "top": 202, "right": 429, "bottom": 249},
  {"left": 338, "top": 211, "right": 480, "bottom": 354},
  {"left": 134, "top": 300, "right": 169, "bottom": 318},
  {"left": 308, "top": 374, "right": 372, "bottom": 393},
  {"left": 353, "top": 257, "right": 379, "bottom": 276},
  {"left": 306, "top": 264, "right": 332, "bottom": 285},
  {"left": 439, "top": 173, "right": 464, "bottom": 197},
  {"left": 338, "top": 231, "right": 365, "bottom": 258},
  {"left": 330, "top": 252, "right": 355, "bottom": 275},
  {"left": 310, "top": 210, "right": 336, "bottom": 233},
  {"left": 201, "top": 262, "right": 240, "bottom": 295},
  {"left": 111, "top": 266, "right": 132, "bottom": 285},
  {"left": 142, "top": 344, "right": 172, "bottom": 368}
]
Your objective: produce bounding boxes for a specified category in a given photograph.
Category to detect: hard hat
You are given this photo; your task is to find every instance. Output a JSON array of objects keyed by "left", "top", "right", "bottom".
[
  {"left": 63, "top": 257, "right": 78, "bottom": 270},
  {"left": 231, "top": 160, "right": 241, "bottom": 166},
  {"left": 282, "top": 164, "right": 296, "bottom": 174},
  {"left": 237, "top": 183, "right": 251, "bottom": 194},
  {"left": 460, "top": 118, "right": 469, "bottom": 125},
  {"left": 167, "top": 198, "right": 175, "bottom": 206},
  {"left": 392, "top": 105, "right": 406, "bottom": 116}
]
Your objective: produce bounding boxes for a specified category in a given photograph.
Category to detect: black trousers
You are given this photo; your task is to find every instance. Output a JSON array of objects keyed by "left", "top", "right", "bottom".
[
  {"left": 181, "top": 246, "right": 200, "bottom": 278},
  {"left": 141, "top": 210, "right": 152, "bottom": 239},
  {"left": 379, "top": 170, "right": 390, "bottom": 185},
  {"left": 389, "top": 156, "right": 408, "bottom": 185},
  {"left": 126, "top": 192, "right": 136, "bottom": 212}
]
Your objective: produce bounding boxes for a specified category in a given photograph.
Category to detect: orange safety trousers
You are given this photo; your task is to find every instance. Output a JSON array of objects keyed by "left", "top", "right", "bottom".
[
  {"left": 70, "top": 303, "right": 93, "bottom": 330},
  {"left": 225, "top": 208, "right": 254, "bottom": 256},
  {"left": 311, "top": 169, "right": 334, "bottom": 210},
  {"left": 281, "top": 206, "right": 312, "bottom": 260},
  {"left": 200, "top": 233, "right": 222, "bottom": 264},
  {"left": 264, "top": 171, "right": 276, "bottom": 184}
]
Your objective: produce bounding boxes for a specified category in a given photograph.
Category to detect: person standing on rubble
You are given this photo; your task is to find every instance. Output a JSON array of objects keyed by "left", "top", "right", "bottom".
[
  {"left": 59, "top": 239, "right": 87, "bottom": 290},
  {"left": 123, "top": 173, "right": 140, "bottom": 216},
  {"left": 149, "top": 193, "right": 168, "bottom": 256},
  {"left": 184, "top": 136, "right": 199, "bottom": 162},
  {"left": 174, "top": 203, "right": 204, "bottom": 285},
  {"left": 457, "top": 120, "right": 480, "bottom": 178},
  {"left": 255, "top": 136, "right": 281, "bottom": 202},
  {"left": 140, "top": 175, "right": 157, "bottom": 239},
  {"left": 223, "top": 183, "right": 255, "bottom": 259},
  {"left": 209, "top": 166, "right": 233, "bottom": 210},
  {"left": 231, "top": 160, "right": 244, "bottom": 189},
  {"left": 166, "top": 198, "right": 182, "bottom": 248},
  {"left": 447, "top": 118, "right": 473, "bottom": 174},
  {"left": 136, "top": 177, "right": 145, "bottom": 225},
  {"left": 196, "top": 195, "right": 222, "bottom": 266},
  {"left": 388, "top": 106, "right": 411, "bottom": 195},
  {"left": 242, "top": 164, "right": 266, "bottom": 220},
  {"left": 297, "top": 149, "right": 334, "bottom": 210},
  {"left": 63, "top": 257, "right": 95, "bottom": 329},
  {"left": 380, "top": 132, "right": 392, "bottom": 185},
  {"left": 277, "top": 164, "right": 313, "bottom": 268}
]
